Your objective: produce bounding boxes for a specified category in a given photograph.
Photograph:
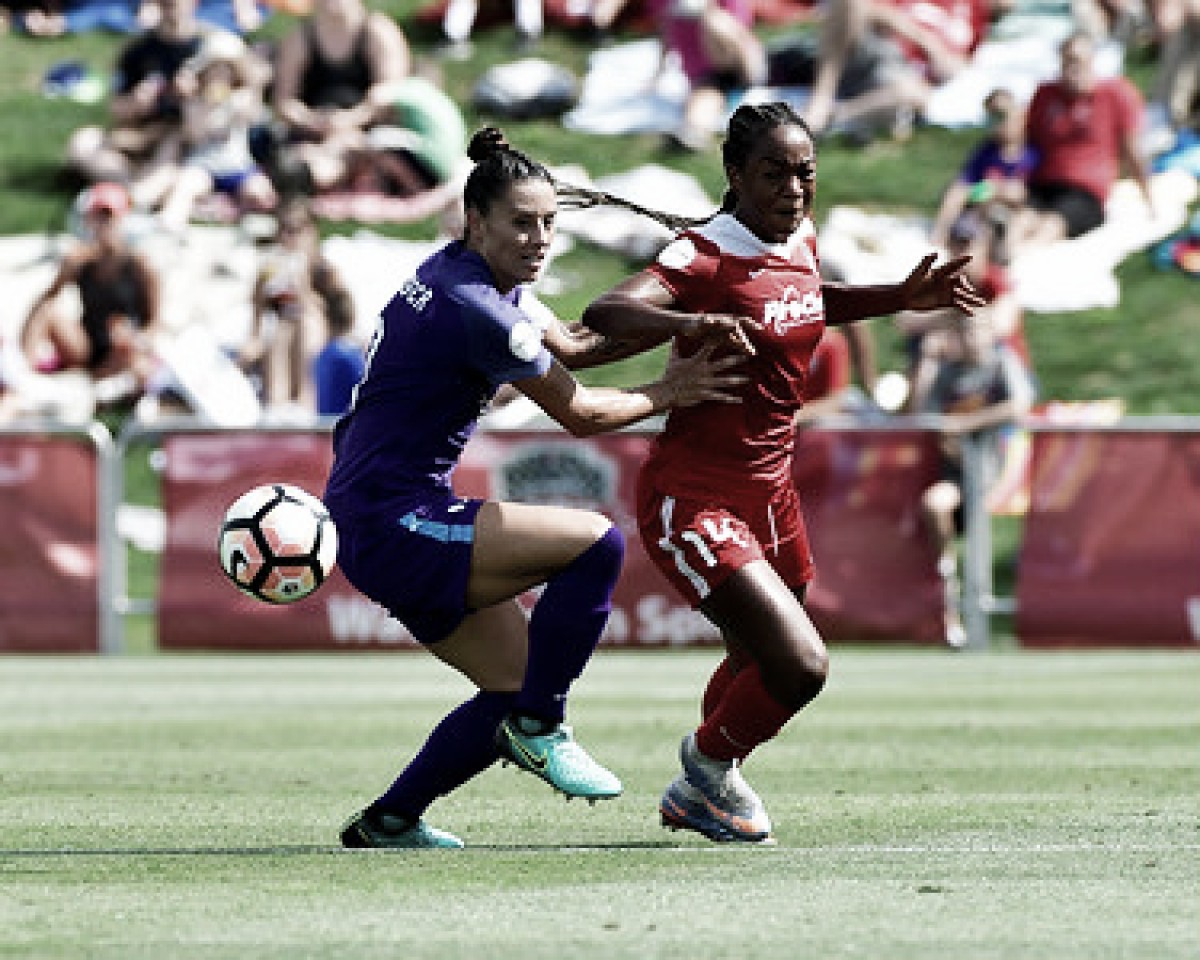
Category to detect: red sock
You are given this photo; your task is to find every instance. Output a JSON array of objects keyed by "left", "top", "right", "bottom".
[
  {"left": 701, "top": 656, "right": 737, "bottom": 719},
  {"left": 695, "top": 662, "right": 797, "bottom": 762}
]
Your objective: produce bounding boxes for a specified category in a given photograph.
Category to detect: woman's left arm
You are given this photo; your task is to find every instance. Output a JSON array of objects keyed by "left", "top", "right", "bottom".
[
  {"left": 543, "top": 319, "right": 670, "bottom": 371},
  {"left": 824, "top": 254, "right": 985, "bottom": 326}
]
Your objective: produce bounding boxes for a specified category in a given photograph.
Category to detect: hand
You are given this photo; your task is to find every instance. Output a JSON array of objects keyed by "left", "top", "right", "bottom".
[
  {"left": 661, "top": 342, "right": 749, "bottom": 407},
  {"left": 172, "top": 69, "right": 199, "bottom": 99},
  {"left": 899, "top": 253, "right": 987, "bottom": 315},
  {"left": 135, "top": 74, "right": 166, "bottom": 110},
  {"left": 679, "top": 312, "right": 757, "bottom": 356}
]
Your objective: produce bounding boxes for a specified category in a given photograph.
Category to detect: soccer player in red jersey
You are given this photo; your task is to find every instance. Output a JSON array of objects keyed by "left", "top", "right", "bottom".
[{"left": 582, "top": 101, "right": 984, "bottom": 843}]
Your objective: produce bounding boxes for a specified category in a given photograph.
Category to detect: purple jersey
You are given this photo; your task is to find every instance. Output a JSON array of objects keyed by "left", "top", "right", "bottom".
[
  {"left": 957, "top": 139, "right": 1040, "bottom": 187},
  {"left": 325, "top": 241, "right": 551, "bottom": 517}
]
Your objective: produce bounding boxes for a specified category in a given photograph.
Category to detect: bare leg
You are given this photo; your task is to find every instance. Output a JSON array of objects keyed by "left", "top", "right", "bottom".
[
  {"left": 157, "top": 165, "right": 214, "bottom": 232},
  {"left": 22, "top": 302, "right": 90, "bottom": 371},
  {"left": 465, "top": 501, "right": 614, "bottom": 611},
  {"left": 807, "top": 0, "right": 869, "bottom": 133},
  {"left": 701, "top": 561, "right": 828, "bottom": 712},
  {"left": 67, "top": 127, "right": 134, "bottom": 184},
  {"left": 1007, "top": 207, "right": 1069, "bottom": 252}
]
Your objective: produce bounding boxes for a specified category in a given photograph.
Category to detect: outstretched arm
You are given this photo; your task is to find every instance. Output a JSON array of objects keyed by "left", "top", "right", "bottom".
[
  {"left": 823, "top": 253, "right": 985, "bottom": 326},
  {"left": 543, "top": 321, "right": 669, "bottom": 370},
  {"left": 515, "top": 346, "right": 748, "bottom": 437}
]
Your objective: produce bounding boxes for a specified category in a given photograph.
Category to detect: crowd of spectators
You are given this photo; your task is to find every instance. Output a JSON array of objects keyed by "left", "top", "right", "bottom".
[{"left": 1, "top": 0, "right": 1192, "bottom": 532}]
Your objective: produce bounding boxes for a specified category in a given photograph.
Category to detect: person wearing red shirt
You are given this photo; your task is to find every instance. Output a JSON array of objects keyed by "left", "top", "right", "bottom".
[
  {"left": 582, "top": 101, "right": 983, "bottom": 843},
  {"left": 652, "top": 0, "right": 767, "bottom": 152},
  {"left": 804, "top": 0, "right": 991, "bottom": 137},
  {"left": 1009, "top": 30, "right": 1154, "bottom": 248}
]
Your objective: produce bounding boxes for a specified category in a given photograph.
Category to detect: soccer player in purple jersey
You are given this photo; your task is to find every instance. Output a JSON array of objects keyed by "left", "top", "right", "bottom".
[{"left": 326, "top": 127, "right": 749, "bottom": 849}]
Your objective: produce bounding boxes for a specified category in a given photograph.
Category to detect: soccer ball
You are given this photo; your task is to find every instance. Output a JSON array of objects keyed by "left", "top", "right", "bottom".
[{"left": 217, "top": 483, "right": 338, "bottom": 604}]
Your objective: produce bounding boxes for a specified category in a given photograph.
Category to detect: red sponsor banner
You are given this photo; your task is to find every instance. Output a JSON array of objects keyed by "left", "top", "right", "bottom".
[
  {"left": 0, "top": 434, "right": 99, "bottom": 652},
  {"left": 458, "top": 428, "right": 946, "bottom": 646},
  {"left": 792, "top": 428, "right": 945, "bottom": 645},
  {"left": 157, "top": 431, "right": 417, "bottom": 651},
  {"left": 1017, "top": 430, "right": 1200, "bottom": 648},
  {"left": 157, "top": 428, "right": 946, "bottom": 650}
]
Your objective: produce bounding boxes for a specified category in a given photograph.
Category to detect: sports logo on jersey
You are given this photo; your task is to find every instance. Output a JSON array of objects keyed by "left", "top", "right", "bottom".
[
  {"left": 509, "top": 320, "right": 542, "bottom": 362},
  {"left": 760, "top": 284, "right": 823, "bottom": 335}
]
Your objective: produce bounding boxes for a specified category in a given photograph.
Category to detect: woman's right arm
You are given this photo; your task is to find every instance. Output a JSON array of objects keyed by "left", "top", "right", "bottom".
[
  {"left": 25, "top": 257, "right": 76, "bottom": 321},
  {"left": 583, "top": 272, "right": 755, "bottom": 355},
  {"left": 515, "top": 348, "right": 747, "bottom": 438}
]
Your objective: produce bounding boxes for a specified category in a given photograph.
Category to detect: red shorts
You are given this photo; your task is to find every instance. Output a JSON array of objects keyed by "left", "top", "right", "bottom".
[{"left": 636, "top": 472, "right": 815, "bottom": 608}]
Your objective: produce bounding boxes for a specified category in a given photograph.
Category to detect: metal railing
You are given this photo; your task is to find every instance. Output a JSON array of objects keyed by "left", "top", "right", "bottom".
[{"left": 0, "top": 420, "right": 115, "bottom": 651}]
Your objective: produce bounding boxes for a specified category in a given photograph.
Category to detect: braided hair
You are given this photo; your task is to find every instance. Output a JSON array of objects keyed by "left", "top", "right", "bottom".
[
  {"left": 463, "top": 105, "right": 812, "bottom": 240},
  {"left": 719, "top": 101, "right": 812, "bottom": 212},
  {"left": 558, "top": 102, "right": 812, "bottom": 231}
]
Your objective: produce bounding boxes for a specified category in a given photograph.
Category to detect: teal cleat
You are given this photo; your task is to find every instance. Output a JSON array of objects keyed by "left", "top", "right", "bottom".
[
  {"left": 495, "top": 717, "right": 623, "bottom": 802},
  {"left": 340, "top": 809, "right": 464, "bottom": 849}
]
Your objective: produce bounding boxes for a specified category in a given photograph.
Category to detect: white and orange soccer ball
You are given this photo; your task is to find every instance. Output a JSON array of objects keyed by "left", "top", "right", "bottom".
[{"left": 217, "top": 483, "right": 338, "bottom": 604}]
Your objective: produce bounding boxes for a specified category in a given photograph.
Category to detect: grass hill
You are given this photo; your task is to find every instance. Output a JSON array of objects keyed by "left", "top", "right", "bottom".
[{"left": 1, "top": 3, "right": 1197, "bottom": 413}]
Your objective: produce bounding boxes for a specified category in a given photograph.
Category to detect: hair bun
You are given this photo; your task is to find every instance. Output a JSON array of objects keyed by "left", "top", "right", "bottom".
[{"left": 467, "top": 127, "right": 510, "bottom": 164}]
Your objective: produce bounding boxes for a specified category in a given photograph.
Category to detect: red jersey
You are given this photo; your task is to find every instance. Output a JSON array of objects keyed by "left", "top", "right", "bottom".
[
  {"left": 803, "top": 326, "right": 852, "bottom": 403},
  {"left": 645, "top": 213, "right": 825, "bottom": 497},
  {"left": 1025, "top": 76, "right": 1143, "bottom": 203},
  {"left": 883, "top": 0, "right": 988, "bottom": 76}
]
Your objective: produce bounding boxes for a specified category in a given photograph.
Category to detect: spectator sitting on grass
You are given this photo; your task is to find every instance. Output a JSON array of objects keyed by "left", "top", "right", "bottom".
[
  {"left": 930, "top": 87, "right": 1038, "bottom": 258},
  {"left": 267, "top": 0, "right": 411, "bottom": 194},
  {"left": 20, "top": 183, "right": 163, "bottom": 409},
  {"left": 64, "top": 0, "right": 221, "bottom": 185},
  {"left": 130, "top": 31, "right": 277, "bottom": 234},
  {"left": 239, "top": 199, "right": 352, "bottom": 415},
  {"left": 1006, "top": 30, "right": 1155, "bottom": 251},
  {"left": 803, "top": 0, "right": 993, "bottom": 141}
]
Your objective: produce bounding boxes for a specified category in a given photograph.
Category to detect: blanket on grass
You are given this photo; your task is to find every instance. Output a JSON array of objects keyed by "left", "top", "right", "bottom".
[
  {"left": 819, "top": 170, "right": 1197, "bottom": 314},
  {"left": 562, "top": 24, "right": 1124, "bottom": 138}
]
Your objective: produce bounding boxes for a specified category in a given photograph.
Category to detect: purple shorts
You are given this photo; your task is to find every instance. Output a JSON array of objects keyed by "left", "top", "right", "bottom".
[{"left": 330, "top": 492, "right": 484, "bottom": 645}]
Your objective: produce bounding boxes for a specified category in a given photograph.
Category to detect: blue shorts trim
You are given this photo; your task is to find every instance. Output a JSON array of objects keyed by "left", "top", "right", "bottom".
[{"left": 397, "top": 510, "right": 475, "bottom": 543}]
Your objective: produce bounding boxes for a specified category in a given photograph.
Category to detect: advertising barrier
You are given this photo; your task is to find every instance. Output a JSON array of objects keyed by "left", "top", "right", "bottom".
[
  {"left": 792, "top": 428, "right": 946, "bottom": 644},
  {"left": 154, "top": 426, "right": 947, "bottom": 650},
  {"left": 1017, "top": 426, "right": 1200, "bottom": 647},
  {"left": 155, "top": 429, "right": 409, "bottom": 651},
  {"left": 0, "top": 426, "right": 109, "bottom": 653}
]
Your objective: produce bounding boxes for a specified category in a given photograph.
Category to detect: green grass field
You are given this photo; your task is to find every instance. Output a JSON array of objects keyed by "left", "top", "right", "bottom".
[{"left": 3, "top": 649, "right": 1197, "bottom": 958}]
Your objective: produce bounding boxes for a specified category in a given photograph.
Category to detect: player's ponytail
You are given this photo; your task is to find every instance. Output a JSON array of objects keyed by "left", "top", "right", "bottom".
[
  {"left": 461, "top": 125, "right": 706, "bottom": 237},
  {"left": 556, "top": 101, "right": 813, "bottom": 231},
  {"left": 553, "top": 180, "right": 711, "bottom": 234}
]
